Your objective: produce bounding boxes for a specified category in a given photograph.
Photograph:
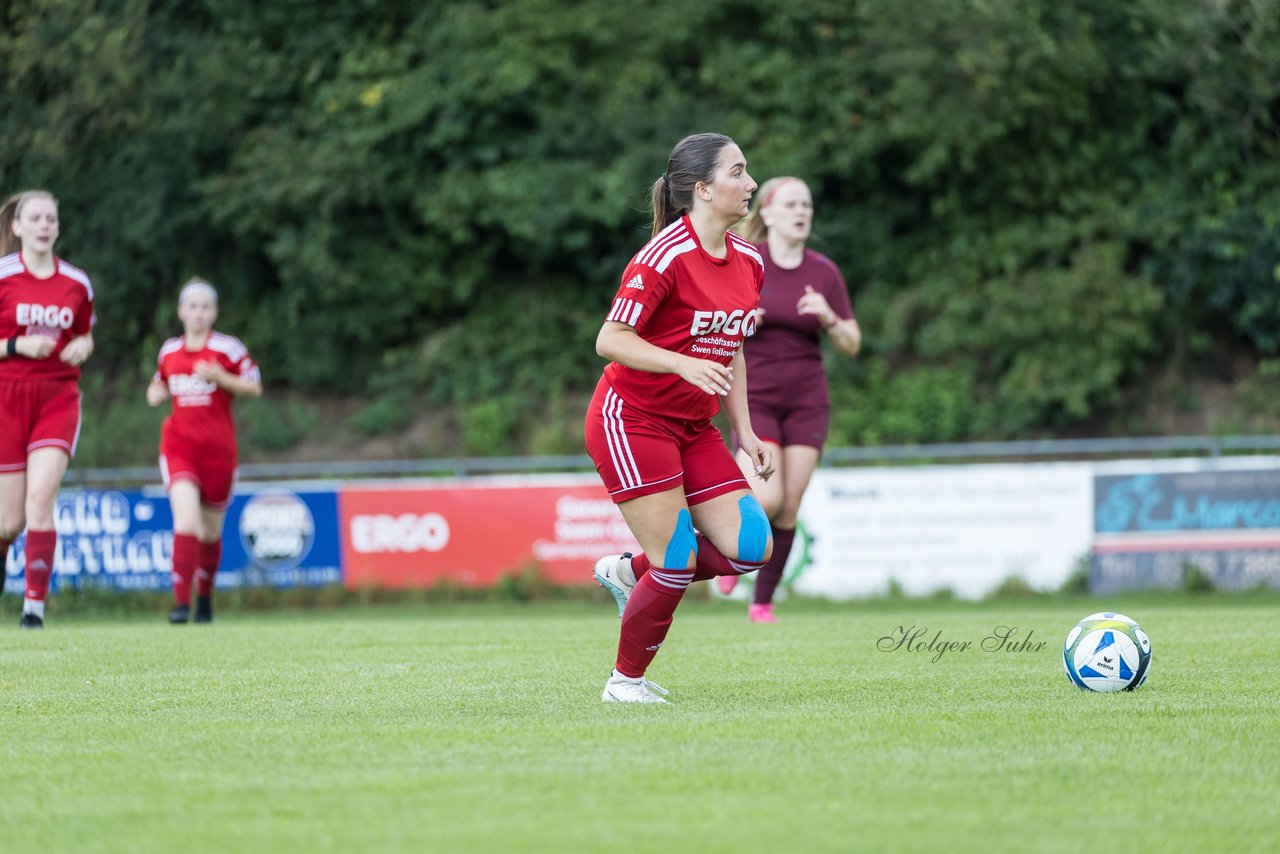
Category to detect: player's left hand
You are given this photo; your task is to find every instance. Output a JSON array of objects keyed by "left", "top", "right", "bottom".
[
  {"left": 59, "top": 335, "right": 94, "bottom": 366},
  {"left": 740, "top": 433, "right": 775, "bottom": 482},
  {"left": 194, "top": 360, "right": 228, "bottom": 384}
]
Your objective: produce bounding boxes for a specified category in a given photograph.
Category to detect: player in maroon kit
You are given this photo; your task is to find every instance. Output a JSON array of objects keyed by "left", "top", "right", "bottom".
[
  {"left": 0, "top": 190, "right": 96, "bottom": 629},
  {"left": 147, "top": 278, "right": 261, "bottom": 624},
  {"left": 586, "top": 133, "right": 776, "bottom": 703},
  {"left": 724, "top": 176, "right": 861, "bottom": 622}
]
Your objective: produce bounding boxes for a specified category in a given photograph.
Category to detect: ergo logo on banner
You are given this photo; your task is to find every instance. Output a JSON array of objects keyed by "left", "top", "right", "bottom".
[{"left": 350, "top": 512, "right": 450, "bottom": 554}]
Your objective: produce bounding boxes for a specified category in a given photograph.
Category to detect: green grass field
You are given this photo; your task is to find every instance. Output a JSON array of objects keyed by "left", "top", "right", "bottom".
[{"left": 2, "top": 592, "right": 1277, "bottom": 853}]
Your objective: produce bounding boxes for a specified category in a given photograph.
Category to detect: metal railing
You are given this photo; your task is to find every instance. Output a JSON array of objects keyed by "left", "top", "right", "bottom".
[
  {"left": 821, "top": 434, "right": 1280, "bottom": 463},
  {"left": 62, "top": 435, "right": 1280, "bottom": 487}
]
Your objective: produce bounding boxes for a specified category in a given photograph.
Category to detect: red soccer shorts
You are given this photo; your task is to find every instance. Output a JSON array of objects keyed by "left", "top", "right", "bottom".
[
  {"left": 585, "top": 378, "right": 748, "bottom": 505},
  {"left": 0, "top": 379, "right": 82, "bottom": 472},
  {"left": 160, "top": 452, "right": 237, "bottom": 510}
]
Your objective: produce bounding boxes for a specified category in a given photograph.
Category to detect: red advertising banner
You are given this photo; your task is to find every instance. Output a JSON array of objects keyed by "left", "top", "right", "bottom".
[{"left": 339, "top": 476, "right": 641, "bottom": 588}]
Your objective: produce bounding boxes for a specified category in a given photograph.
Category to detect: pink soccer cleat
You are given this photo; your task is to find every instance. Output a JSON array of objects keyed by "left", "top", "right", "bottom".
[
  {"left": 716, "top": 575, "right": 738, "bottom": 595},
  {"left": 748, "top": 603, "right": 777, "bottom": 623}
]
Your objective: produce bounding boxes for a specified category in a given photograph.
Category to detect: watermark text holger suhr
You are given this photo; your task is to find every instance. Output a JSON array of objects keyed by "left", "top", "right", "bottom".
[{"left": 877, "top": 626, "right": 1048, "bottom": 663}]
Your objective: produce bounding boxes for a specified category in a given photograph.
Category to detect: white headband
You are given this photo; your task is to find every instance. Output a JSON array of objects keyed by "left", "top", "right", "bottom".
[{"left": 179, "top": 281, "right": 218, "bottom": 306}]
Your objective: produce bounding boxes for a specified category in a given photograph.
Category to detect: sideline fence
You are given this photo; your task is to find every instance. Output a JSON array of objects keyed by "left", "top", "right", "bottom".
[{"left": 63, "top": 435, "right": 1280, "bottom": 487}]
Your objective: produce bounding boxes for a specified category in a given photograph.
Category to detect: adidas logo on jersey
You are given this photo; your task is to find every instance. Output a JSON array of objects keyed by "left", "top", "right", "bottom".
[{"left": 624, "top": 275, "right": 645, "bottom": 290}]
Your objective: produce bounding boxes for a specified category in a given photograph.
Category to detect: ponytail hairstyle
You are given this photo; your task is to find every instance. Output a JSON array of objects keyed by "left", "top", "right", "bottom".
[
  {"left": 736, "top": 177, "right": 803, "bottom": 244},
  {"left": 0, "top": 190, "right": 57, "bottom": 256},
  {"left": 650, "top": 132, "right": 736, "bottom": 237}
]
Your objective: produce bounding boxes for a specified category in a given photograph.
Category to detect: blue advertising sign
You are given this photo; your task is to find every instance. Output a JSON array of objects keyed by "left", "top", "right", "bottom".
[
  {"left": 224, "top": 485, "right": 342, "bottom": 588},
  {"left": 1092, "top": 467, "right": 1280, "bottom": 593},
  {"left": 2, "top": 483, "right": 342, "bottom": 595},
  {"left": 1094, "top": 470, "right": 1280, "bottom": 534}
]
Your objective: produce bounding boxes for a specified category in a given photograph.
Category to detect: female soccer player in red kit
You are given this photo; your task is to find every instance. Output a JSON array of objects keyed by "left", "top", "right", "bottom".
[
  {"left": 0, "top": 190, "right": 96, "bottom": 629},
  {"left": 147, "top": 279, "right": 261, "bottom": 624},
  {"left": 586, "top": 133, "right": 775, "bottom": 703},
  {"left": 726, "top": 177, "right": 861, "bottom": 622}
]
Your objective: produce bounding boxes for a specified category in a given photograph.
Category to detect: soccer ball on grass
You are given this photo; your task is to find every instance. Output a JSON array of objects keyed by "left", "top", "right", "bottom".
[{"left": 1063, "top": 612, "right": 1152, "bottom": 692}]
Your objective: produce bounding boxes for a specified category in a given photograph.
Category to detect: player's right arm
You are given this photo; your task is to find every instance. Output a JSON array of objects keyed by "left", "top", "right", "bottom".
[
  {"left": 147, "top": 349, "right": 170, "bottom": 406},
  {"left": 2, "top": 336, "right": 56, "bottom": 359},
  {"left": 146, "top": 378, "right": 170, "bottom": 407},
  {"left": 596, "top": 322, "right": 732, "bottom": 397}
]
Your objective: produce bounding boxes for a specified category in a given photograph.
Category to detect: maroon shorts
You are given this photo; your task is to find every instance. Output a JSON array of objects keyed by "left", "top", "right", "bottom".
[
  {"left": 585, "top": 379, "right": 748, "bottom": 505},
  {"left": 0, "top": 379, "right": 82, "bottom": 472},
  {"left": 160, "top": 451, "right": 237, "bottom": 510},
  {"left": 748, "top": 400, "right": 830, "bottom": 450}
]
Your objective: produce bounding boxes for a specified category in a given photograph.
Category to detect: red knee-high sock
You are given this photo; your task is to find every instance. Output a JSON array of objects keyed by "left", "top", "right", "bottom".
[
  {"left": 753, "top": 526, "right": 795, "bottom": 605},
  {"left": 615, "top": 565, "right": 695, "bottom": 678},
  {"left": 196, "top": 539, "right": 222, "bottom": 597},
  {"left": 629, "top": 552, "right": 652, "bottom": 581},
  {"left": 171, "top": 533, "right": 199, "bottom": 606},
  {"left": 690, "top": 533, "right": 768, "bottom": 582},
  {"left": 23, "top": 529, "right": 56, "bottom": 603}
]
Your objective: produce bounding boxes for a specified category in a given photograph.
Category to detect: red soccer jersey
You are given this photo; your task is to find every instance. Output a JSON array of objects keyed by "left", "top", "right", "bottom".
[
  {"left": 0, "top": 252, "right": 96, "bottom": 382},
  {"left": 744, "top": 245, "right": 854, "bottom": 408},
  {"left": 601, "top": 216, "right": 764, "bottom": 421},
  {"left": 154, "top": 331, "right": 260, "bottom": 463}
]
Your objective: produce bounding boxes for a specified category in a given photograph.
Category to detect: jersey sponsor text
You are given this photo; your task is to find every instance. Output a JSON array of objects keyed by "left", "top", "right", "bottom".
[
  {"left": 690, "top": 308, "right": 761, "bottom": 337},
  {"left": 16, "top": 303, "right": 77, "bottom": 330},
  {"left": 168, "top": 374, "right": 219, "bottom": 404}
]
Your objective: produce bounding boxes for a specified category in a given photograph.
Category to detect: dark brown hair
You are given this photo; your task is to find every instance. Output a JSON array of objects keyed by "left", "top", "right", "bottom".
[{"left": 650, "top": 133, "right": 736, "bottom": 237}]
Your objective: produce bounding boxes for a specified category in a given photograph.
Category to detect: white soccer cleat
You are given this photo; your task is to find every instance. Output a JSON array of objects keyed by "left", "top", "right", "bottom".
[
  {"left": 602, "top": 670, "right": 669, "bottom": 703},
  {"left": 593, "top": 553, "right": 636, "bottom": 618}
]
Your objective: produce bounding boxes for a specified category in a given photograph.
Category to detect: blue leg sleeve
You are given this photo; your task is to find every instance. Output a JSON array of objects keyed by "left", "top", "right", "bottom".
[
  {"left": 662, "top": 508, "right": 698, "bottom": 569},
  {"left": 737, "top": 495, "right": 770, "bottom": 563}
]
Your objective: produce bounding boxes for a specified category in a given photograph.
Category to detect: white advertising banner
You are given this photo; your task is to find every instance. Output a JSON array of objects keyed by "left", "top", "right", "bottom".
[{"left": 794, "top": 463, "right": 1095, "bottom": 599}]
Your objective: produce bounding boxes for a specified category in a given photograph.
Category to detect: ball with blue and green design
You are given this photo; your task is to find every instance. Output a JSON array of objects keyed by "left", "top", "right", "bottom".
[{"left": 1063, "top": 612, "right": 1152, "bottom": 692}]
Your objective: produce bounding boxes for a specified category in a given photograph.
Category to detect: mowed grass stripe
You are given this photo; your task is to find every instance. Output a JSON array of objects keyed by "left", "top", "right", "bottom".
[{"left": 2, "top": 595, "right": 1276, "bottom": 853}]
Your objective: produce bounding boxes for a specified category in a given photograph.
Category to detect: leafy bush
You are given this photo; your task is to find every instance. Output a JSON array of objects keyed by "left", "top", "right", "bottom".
[
  {"left": 459, "top": 399, "right": 520, "bottom": 457},
  {"left": 5, "top": 0, "right": 1278, "bottom": 462},
  {"left": 239, "top": 397, "right": 317, "bottom": 454},
  {"left": 74, "top": 375, "right": 167, "bottom": 468},
  {"left": 348, "top": 391, "right": 415, "bottom": 438}
]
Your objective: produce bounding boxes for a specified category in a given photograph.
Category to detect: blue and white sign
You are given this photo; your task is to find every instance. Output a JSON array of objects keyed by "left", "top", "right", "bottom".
[
  {"left": 2, "top": 483, "right": 342, "bottom": 595},
  {"left": 1092, "top": 464, "right": 1280, "bottom": 593},
  {"left": 224, "top": 485, "right": 340, "bottom": 588}
]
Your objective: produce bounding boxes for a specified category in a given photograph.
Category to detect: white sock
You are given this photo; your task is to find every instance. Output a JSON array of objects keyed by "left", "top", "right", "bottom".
[
  {"left": 611, "top": 669, "right": 643, "bottom": 683},
  {"left": 23, "top": 598, "right": 45, "bottom": 619}
]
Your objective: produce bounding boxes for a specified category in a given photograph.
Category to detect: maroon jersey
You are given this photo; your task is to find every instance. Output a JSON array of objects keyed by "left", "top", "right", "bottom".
[
  {"left": 154, "top": 331, "right": 259, "bottom": 463},
  {"left": 0, "top": 252, "right": 96, "bottom": 382},
  {"left": 744, "top": 245, "right": 853, "bottom": 408},
  {"left": 601, "top": 216, "right": 764, "bottom": 421}
]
